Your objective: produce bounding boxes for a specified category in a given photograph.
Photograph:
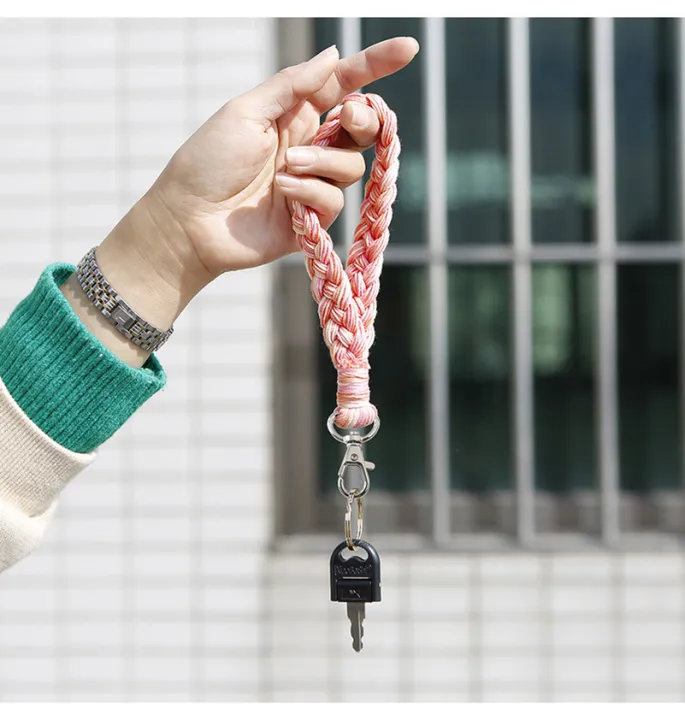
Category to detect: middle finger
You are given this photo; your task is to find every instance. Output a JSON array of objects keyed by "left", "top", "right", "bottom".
[{"left": 285, "top": 145, "right": 365, "bottom": 188}]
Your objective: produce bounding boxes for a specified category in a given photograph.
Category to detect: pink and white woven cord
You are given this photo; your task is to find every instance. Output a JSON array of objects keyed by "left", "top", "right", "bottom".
[{"left": 292, "top": 93, "right": 400, "bottom": 430}]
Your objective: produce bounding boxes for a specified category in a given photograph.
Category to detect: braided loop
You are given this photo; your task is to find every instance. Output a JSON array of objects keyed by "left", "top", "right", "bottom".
[{"left": 291, "top": 93, "right": 400, "bottom": 429}]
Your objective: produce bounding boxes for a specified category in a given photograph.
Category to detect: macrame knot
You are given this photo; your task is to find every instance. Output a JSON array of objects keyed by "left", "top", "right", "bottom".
[{"left": 335, "top": 366, "right": 377, "bottom": 429}]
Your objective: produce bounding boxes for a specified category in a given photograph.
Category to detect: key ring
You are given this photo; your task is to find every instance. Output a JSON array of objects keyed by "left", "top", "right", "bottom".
[
  {"left": 327, "top": 414, "right": 381, "bottom": 444},
  {"left": 344, "top": 490, "right": 364, "bottom": 550}
]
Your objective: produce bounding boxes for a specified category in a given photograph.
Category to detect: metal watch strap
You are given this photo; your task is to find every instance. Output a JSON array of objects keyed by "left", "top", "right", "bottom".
[{"left": 75, "top": 246, "right": 174, "bottom": 353}]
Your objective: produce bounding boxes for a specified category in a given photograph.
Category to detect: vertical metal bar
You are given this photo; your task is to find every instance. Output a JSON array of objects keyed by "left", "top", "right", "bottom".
[
  {"left": 677, "top": 19, "right": 685, "bottom": 498},
  {"left": 509, "top": 18, "right": 535, "bottom": 547},
  {"left": 340, "top": 17, "right": 362, "bottom": 253},
  {"left": 340, "top": 17, "right": 361, "bottom": 68},
  {"left": 423, "top": 18, "right": 451, "bottom": 547},
  {"left": 273, "top": 18, "right": 317, "bottom": 536},
  {"left": 593, "top": 18, "right": 620, "bottom": 546}
]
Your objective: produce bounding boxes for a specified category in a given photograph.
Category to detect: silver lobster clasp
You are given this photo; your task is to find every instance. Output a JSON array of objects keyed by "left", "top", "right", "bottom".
[
  {"left": 326, "top": 414, "right": 381, "bottom": 500},
  {"left": 337, "top": 434, "right": 376, "bottom": 500}
]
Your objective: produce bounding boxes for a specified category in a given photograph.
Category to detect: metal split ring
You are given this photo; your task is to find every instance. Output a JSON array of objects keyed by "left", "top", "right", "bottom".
[
  {"left": 344, "top": 491, "right": 364, "bottom": 550},
  {"left": 327, "top": 414, "right": 381, "bottom": 444}
]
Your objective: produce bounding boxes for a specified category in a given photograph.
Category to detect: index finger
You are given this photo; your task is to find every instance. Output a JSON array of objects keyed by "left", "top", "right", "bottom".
[{"left": 309, "top": 36, "right": 420, "bottom": 115}]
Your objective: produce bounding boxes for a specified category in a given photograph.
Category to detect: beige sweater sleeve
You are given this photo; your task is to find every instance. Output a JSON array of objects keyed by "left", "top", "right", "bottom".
[{"left": 0, "top": 375, "right": 97, "bottom": 572}]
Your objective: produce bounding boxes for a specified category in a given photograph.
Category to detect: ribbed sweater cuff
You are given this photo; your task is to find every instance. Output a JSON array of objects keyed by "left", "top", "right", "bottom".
[{"left": 0, "top": 263, "right": 166, "bottom": 454}]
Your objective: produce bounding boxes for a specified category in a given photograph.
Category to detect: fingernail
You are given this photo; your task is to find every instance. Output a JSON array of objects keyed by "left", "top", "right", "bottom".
[
  {"left": 275, "top": 173, "right": 301, "bottom": 189},
  {"left": 404, "top": 36, "right": 420, "bottom": 53},
  {"left": 350, "top": 103, "right": 364, "bottom": 127},
  {"left": 286, "top": 147, "right": 317, "bottom": 168},
  {"left": 315, "top": 44, "right": 337, "bottom": 59}
]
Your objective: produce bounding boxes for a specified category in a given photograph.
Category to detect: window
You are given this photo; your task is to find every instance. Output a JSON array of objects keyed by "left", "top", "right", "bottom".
[{"left": 275, "top": 19, "right": 684, "bottom": 549}]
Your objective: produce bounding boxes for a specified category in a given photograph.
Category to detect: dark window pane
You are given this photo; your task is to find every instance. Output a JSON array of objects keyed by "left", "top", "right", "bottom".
[
  {"left": 445, "top": 19, "right": 509, "bottom": 245},
  {"left": 449, "top": 266, "right": 511, "bottom": 491},
  {"left": 533, "top": 265, "right": 596, "bottom": 493},
  {"left": 317, "top": 266, "right": 428, "bottom": 493},
  {"left": 361, "top": 19, "right": 425, "bottom": 245},
  {"left": 615, "top": 20, "right": 677, "bottom": 243},
  {"left": 618, "top": 265, "right": 681, "bottom": 493},
  {"left": 530, "top": 19, "right": 593, "bottom": 244}
]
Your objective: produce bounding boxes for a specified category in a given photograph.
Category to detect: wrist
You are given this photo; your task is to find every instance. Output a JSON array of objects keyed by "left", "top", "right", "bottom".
[
  {"left": 98, "top": 191, "right": 212, "bottom": 329},
  {"left": 60, "top": 192, "right": 212, "bottom": 369}
]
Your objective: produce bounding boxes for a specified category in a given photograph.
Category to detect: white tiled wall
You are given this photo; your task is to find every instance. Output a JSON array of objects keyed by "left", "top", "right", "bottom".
[
  {"left": 0, "top": 17, "right": 274, "bottom": 703},
  {"left": 262, "top": 552, "right": 685, "bottom": 702},
  {"left": 1, "top": 18, "right": 685, "bottom": 703}
]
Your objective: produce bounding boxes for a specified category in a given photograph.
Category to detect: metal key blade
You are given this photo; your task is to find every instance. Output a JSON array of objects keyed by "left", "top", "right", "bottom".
[{"left": 346, "top": 602, "right": 365, "bottom": 652}]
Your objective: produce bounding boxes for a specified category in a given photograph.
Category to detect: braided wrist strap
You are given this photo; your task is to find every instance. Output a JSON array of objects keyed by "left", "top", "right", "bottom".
[{"left": 292, "top": 93, "right": 400, "bottom": 429}]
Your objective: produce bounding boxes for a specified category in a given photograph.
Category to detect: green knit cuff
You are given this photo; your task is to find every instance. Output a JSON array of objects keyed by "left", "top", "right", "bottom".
[{"left": 0, "top": 263, "right": 166, "bottom": 454}]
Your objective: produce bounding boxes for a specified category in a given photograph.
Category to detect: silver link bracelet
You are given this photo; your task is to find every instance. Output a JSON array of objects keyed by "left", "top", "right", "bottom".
[{"left": 75, "top": 246, "right": 174, "bottom": 353}]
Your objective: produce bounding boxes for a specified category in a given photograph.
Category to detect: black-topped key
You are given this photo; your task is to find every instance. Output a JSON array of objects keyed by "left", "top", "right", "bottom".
[{"left": 330, "top": 539, "right": 381, "bottom": 652}]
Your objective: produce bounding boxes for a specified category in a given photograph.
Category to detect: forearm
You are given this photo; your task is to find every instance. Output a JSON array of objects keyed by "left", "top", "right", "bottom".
[
  {"left": 0, "top": 193, "right": 200, "bottom": 573},
  {"left": 0, "top": 191, "right": 213, "bottom": 571}
]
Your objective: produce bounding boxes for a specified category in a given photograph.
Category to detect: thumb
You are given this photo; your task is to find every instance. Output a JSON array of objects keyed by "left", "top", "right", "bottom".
[{"left": 238, "top": 45, "right": 339, "bottom": 124}]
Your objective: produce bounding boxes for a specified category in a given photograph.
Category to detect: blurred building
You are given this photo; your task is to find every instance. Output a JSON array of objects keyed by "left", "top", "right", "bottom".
[{"left": 0, "top": 17, "right": 683, "bottom": 702}]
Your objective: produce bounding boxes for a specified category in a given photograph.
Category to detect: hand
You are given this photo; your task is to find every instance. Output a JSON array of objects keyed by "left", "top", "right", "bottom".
[
  {"left": 86, "top": 37, "right": 418, "bottom": 367},
  {"left": 132, "top": 38, "right": 418, "bottom": 283}
]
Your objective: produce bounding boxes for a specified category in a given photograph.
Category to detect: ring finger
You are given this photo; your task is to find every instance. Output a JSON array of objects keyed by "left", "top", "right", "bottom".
[
  {"left": 285, "top": 145, "right": 365, "bottom": 189},
  {"left": 275, "top": 172, "right": 345, "bottom": 229}
]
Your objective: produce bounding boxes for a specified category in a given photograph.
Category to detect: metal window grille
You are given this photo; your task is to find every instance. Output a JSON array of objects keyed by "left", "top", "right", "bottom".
[{"left": 275, "top": 17, "right": 685, "bottom": 553}]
